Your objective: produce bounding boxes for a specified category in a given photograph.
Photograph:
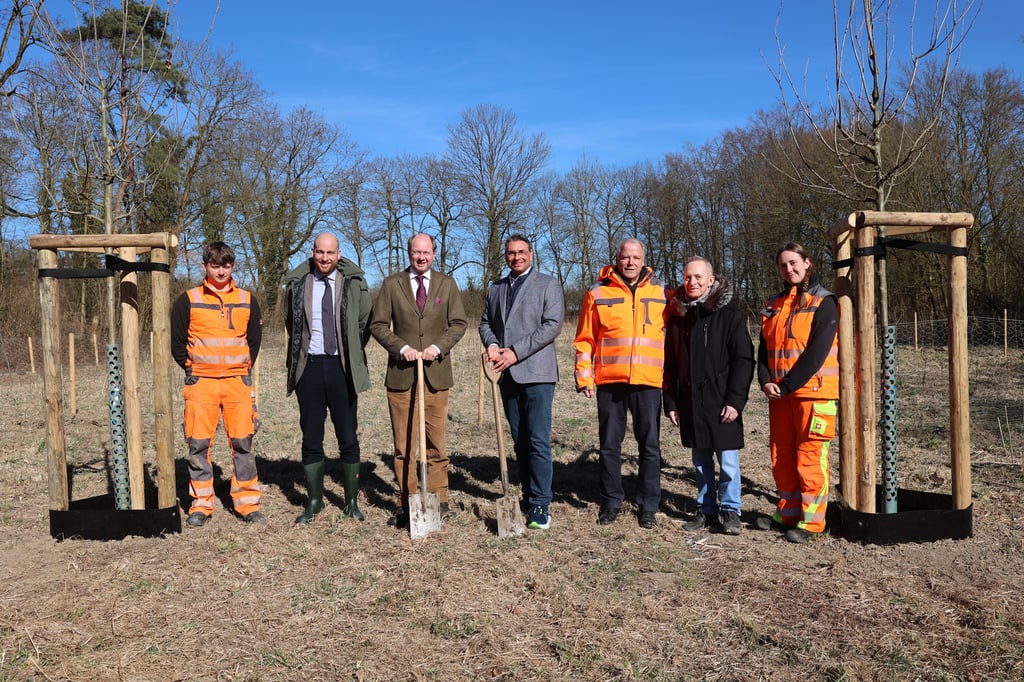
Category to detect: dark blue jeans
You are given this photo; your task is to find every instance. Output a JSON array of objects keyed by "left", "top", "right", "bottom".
[
  {"left": 499, "top": 379, "right": 555, "bottom": 507},
  {"left": 596, "top": 384, "right": 662, "bottom": 512},
  {"left": 295, "top": 355, "right": 360, "bottom": 465}
]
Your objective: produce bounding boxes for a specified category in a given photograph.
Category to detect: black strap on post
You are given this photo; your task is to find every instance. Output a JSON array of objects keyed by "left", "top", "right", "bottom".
[
  {"left": 38, "top": 254, "right": 171, "bottom": 280},
  {"left": 832, "top": 237, "right": 969, "bottom": 271}
]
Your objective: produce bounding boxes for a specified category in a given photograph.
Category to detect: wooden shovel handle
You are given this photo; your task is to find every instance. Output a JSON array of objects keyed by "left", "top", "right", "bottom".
[
  {"left": 481, "top": 350, "right": 501, "bottom": 384},
  {"left": 482, "top": 352, "right": 510, "bottom": 489},
  {"left": 416, "top": 356, "right": 427, "bottom": 466}
]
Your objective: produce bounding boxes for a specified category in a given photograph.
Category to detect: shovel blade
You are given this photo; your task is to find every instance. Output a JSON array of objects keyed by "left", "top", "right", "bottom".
[
  {"left": 496, "top": 496, "right": 526, "bottom": 538},
  {"left": 408, "top": 491, "right": 442, "bottom": 539}
]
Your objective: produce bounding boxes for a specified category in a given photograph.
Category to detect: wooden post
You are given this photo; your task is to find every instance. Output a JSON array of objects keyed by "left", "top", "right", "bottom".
[
  {"left": 478, "top": 354, "right": 485, "bottom": 426},
  {"left": 833, "top": 230, "right": 857, "bottom": 510},
  {"left": 28, "top": 337, "right": 35, "bottom": 374},
  {"left": 855, "top": 224, "right": 878, "bottom": 513},
  {"left": 37, "top": 249, "right": 69, "bottom": 511},
  {"left": 1004, "top": 309, "right": 1008, "bottom": 359},
  {"left": 69, "top": 333, "right": 77, "bottom": 416},
  {"left": 119, "top": 246, "right": 145, "bottom": 510},
  {"left": 151, "top": 244, "right": 177, "bottom": 510},
  {"left": 949, "top": 226, "right": 971, "bottom": 510},
  {"left": 93, "top": 331, "right": 99, "bottom": 366},
  {"left": 914, "top": 311, "right": 919, "bottom": 351}
]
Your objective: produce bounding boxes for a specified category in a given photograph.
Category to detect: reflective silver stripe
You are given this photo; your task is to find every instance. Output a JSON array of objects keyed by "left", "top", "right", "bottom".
[
  {"left": 192, "top": 338, "right": 248, "bottom": 348},
  {"left": 594, "top": 297, "right": 625, "bottom": 306},
  {"left": 600, "top": 354, "right": 664, "bottom": 368},
  {"left": 190, "top": 352, "right": 251, "bottom": 365},
  {"left": 601, "top": 337, "right": 663, "bottom": 349}
]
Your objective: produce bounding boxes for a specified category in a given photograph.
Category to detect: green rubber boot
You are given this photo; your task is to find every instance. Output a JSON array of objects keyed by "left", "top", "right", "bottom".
[
  {"left": 295, "top": 460, "right": 325, "bottom": 524},
  {"left": 341, "top": 461, "right": 365, "bottom": 521}
]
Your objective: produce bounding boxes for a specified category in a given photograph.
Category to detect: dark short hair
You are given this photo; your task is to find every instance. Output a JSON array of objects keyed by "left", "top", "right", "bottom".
[
  {"left": 505, "top": 233, "right": 532, "bottom": 252},
  {"left": 203, "top": 241, "right": 236, "bottom": 265}
]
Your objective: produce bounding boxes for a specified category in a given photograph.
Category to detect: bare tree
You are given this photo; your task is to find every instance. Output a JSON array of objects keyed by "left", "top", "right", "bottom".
[
  {"left": 445, "top": 104, "right": 550, "bottom": 285},
  {"left": 167, "top": 44, "right": 264, "bottom": 278},
  {"left": 210, "top": 104, "right": 358, "bottom": 308},
  {"left": 555, "top": 155, "right": 601, "bottom": 290},
  {"left": 0, "top": 0, "right": 44, "bottom": 98},
  {"left": 421, "top": 155, "right": 465, "bottom": 275},
  {"left": 772, "top": 0, "right": 980, "bottom": 325},
  {"left": 363, "top": 156, "right": 406, "bottom": 279},
  {"left": 335, "top": 152, "right": 371, "bottom": 270}
]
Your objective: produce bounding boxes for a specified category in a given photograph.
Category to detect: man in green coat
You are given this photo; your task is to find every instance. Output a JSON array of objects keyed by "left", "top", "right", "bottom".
[{"left": 283, "top": 232, "right": 372, "bottom": 524}]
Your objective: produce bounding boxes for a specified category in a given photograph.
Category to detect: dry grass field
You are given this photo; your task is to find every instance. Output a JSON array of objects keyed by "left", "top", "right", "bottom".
[{"left": 2, "top": 326, "right": 1023, "bottom": 681}]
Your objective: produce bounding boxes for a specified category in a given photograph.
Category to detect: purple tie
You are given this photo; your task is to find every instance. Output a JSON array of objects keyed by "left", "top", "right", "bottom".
[{"left": 416, "top": 275, "right": 426, "bottom": 313}]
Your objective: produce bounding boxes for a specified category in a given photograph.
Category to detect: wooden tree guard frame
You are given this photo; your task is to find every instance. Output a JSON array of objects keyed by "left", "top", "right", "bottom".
[
  {"left": 829, "top": 211, "right": 973, "bottom": 543},
  {"left": 30, "top": 232, "right": 180, "bottom": 540}
]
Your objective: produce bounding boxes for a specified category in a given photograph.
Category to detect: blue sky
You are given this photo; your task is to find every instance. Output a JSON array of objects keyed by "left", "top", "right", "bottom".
[
  {"left": 170, "top": 1, "right": 1022, "bottom": 171},
  {"left": 151, "top": 3, "right": 1016, "bottom": 171}
]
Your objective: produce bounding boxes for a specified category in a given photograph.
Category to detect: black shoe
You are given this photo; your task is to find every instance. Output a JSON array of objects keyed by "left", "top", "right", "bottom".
[
  {"left": 719, "top": 510, "right": 742, "bottom": 535},
  {"left": 241, "top": 511, "right": 268, "bottom": 526},
  {"left": 439, "top": 502, "right": 457, "bottom": 521},
  {"left": 683, "top": 511, "right": 708, "bottom": 532},
  {"left": 785, "top": 527, "right": 816, "bottom": 544},
  {"left": 185, "top": 512, "right": 210, "bottom": 528},
  {"left": 754, "top": 515, "right": 780, "bottom": 532},
  {"left": 387, "top": 511, "right": 409, "bottom": 528},
  {"left": 597, "top": 507, "right": 620, "bottom": 525},
  {"left": 638, "top": 511, "right": 657, "bottom": 529}
]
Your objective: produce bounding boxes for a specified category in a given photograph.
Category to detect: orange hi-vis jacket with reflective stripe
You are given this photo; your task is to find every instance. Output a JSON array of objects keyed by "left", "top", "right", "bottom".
[
  {"left": 760, "top": 283, "right": 839, "bottom": 399},
  {"left": 186, "top": 282, "right": 253, "bottom": 378},
  {"left": 574, "top": 264, "right": 668, "bottom": 391}
]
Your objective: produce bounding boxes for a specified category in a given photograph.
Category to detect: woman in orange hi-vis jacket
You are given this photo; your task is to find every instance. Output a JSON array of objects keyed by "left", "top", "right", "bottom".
[{"left": 757, "top": 242, "right": 839, "bottom": 544}]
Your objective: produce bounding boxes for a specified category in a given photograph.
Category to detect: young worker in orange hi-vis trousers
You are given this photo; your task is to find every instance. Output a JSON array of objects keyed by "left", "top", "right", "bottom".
[
  {"left": 171, "top": 241, "right": 266, "bottom": 528},
  {"left": 757, "top": 242, "right": 839, "bottom": 544}
]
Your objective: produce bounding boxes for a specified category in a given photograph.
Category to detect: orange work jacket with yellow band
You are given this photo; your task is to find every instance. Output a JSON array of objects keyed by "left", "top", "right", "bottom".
[
  {"left": 184, "top": 282, "right": 253, "bottom": 378},
  {"left": 760, "top": 282, "right": 839, "bottom": 399},
  {"left": 574, "top": 264, "right": 668, "bottom": 391}
]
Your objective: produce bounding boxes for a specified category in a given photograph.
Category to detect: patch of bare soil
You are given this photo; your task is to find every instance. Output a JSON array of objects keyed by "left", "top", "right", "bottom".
[{"left": 1, "top": 332, "right": 1023, "bottom": 681}]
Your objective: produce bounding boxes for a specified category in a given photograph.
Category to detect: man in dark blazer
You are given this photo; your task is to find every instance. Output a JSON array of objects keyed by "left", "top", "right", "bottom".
[
  {"left": 479, "top": 234, "right": 565, "bottom": 531},
  {"left": 370, "top": 233, "right": 468, "bottom": 526}
]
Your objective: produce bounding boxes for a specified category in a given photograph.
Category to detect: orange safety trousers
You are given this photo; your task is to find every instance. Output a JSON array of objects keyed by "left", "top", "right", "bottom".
[
  {"left": 183, "top": 375, "right": 261, "bottom": 517},
  {"left": 768, "top": 395, "right": 836, "bottom": 533}
]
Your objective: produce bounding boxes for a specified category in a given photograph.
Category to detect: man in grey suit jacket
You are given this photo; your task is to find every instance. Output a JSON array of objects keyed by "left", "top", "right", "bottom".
[
  {"left": 479, "top": 234, "right": 565, "bottom": 530},
  {"left": 370, "top": 233, "right": 468, "bottom": 526}
]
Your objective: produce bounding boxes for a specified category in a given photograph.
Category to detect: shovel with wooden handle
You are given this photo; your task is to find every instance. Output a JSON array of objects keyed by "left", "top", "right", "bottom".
[
  {"left": 481, "top": 351, "right": 526, "bottom": 538},
  {"left": 408, "top": 356, "right": 442, "bottom": 539}
]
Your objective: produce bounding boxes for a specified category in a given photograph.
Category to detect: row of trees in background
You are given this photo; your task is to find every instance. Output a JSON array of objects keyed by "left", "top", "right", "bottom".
[{"left": 0, "top": 0, "right": 1016, "bottom": 340}]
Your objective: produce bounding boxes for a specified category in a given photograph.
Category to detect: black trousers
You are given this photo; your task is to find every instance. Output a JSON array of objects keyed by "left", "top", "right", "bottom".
[
  {"left": 596, "top": 384, "right": 662, "bottom": 512},
  {"left": 295, "top": 355, "right": 360, "bottom": 465}
]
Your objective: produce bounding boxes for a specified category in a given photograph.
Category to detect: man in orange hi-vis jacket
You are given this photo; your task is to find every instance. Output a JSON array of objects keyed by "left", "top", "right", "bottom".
[
  {"left": 171, "top": 241, "right": 265, "bottom": 528},
  {"left": 574, "top": 238, "right": 669, "bottom": 530}
]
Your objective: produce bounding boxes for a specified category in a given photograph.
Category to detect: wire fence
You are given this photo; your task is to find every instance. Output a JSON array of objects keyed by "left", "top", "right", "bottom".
[{"left": 3, "top": 315, "right": 1024, "bottom": 375}]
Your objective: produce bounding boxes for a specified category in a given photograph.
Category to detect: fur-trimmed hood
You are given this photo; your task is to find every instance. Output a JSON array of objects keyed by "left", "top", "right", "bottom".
[{"left": 668, "top": 276, "right": 733, "bottom": 317}]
